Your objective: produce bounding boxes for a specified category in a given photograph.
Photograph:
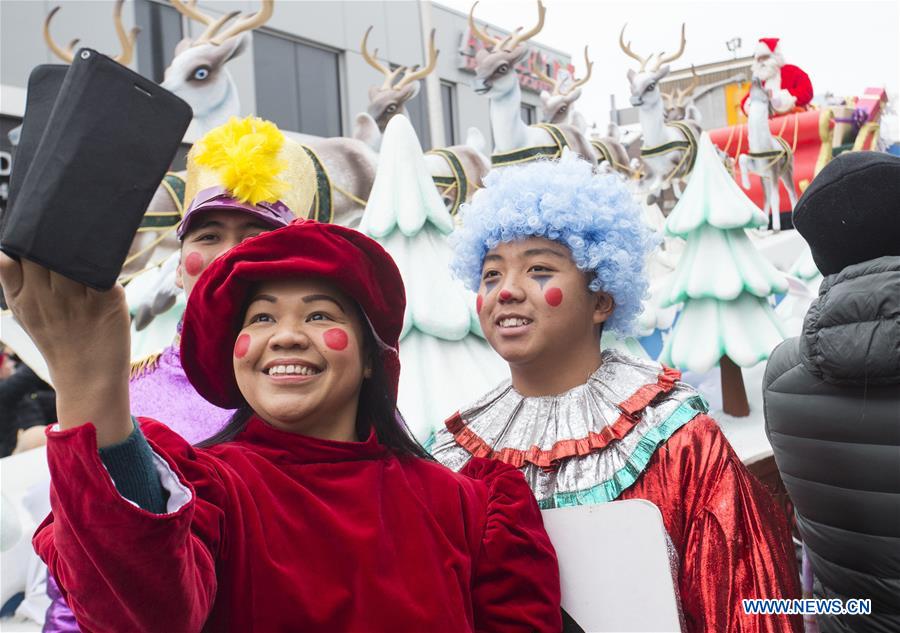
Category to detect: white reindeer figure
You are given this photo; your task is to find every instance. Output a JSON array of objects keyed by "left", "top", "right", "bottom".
[
  {"left": 358, "top": 27, "right": 438, "bottom": 141},
  {"left": 533, "top": 48, "right": 636, "bottom": 179},
  {"left": 161, "top": 0, "right": 274, "bottom": 139},
  {"left": 468, "top": 0, "right": 595, "bottom": 164},
  {"left": 163, "top": 0, "right": 376, "bottom": 229},
  {"left": 533, "top": 46, "right": 592, "bottom": 133},
  {"left": 620, "top": 24, "right": 700, "bottom": 213},
  {"left": 661, "top": 66, "right": 701, "bottom": 123},
  {"left": 738, "top": 78, "right": 798, "bottom": 232},
  {"left": 663, "top": 68, "right": 748, "bottom": 124},
  {"left": 355, "top": 26, "right": 489, "bottom": 216}
]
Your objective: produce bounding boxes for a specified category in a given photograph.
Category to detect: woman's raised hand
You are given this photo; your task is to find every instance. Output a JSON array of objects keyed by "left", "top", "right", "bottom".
[{"left": 0, "top": 253, "right": 133, "bottom": 446}]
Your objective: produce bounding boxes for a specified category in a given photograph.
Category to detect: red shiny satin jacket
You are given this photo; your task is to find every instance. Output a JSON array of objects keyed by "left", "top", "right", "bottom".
[{"left": 620, "top": 414, "right": 802, "bottom": 633}]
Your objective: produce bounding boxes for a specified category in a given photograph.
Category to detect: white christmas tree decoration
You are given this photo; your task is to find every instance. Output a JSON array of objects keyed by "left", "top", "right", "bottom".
[
  {"left": 776, "top": 241, "right": 824, "bottom": 335},
  {"left": 359, "top": 115, "right": 508, "bottom": 441},
  {"left": 660, "top": 133, "right": 787, "bottom": 416}
]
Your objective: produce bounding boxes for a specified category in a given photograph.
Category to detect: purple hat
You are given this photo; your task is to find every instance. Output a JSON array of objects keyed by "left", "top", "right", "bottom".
[
  {"left": 177, "top": 185, "right": 296, "bottom": 239},
  {"left": 177, "top": 116, "right": 317, "bottom": 240}
]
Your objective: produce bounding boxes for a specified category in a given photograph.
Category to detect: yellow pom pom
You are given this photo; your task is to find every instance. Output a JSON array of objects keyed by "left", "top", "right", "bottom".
[{"left": 193, "top": 116, "right": 288, "bottom": 205}]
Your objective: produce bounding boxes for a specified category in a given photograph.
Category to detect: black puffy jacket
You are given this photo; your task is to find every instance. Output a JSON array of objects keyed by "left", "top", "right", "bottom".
[{"left": 764, "top": 255, "right": 900, "bottom": 633}]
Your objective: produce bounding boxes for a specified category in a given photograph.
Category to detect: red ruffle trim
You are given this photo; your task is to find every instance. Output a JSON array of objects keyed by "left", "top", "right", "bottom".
[{"left": 445, "top": 364, "right": 681, "bottom": 469}]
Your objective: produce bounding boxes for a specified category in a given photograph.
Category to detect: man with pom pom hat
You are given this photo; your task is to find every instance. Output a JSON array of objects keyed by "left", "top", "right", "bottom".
[
  {"left": 129, "top": 116, "right": 317, "bottom": 442},
  {"left": 741, "top": 37, "right": 813, "bottom": 116},
  {"left": 42, "top": 116, "right": 317, "bottom": 633}
]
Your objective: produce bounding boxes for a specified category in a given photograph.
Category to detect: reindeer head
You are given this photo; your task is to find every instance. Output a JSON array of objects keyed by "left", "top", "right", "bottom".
[
  {"left": 534, "top": 46, "right": 592, "bottom": 124},
  {"left": 43, "top": 0, "right": 139, "bottom": 65},
  {"left": 468, "top": 0, "right": 545, "bottom": 97},
  {"left": 662, "top": 64, "right": 698, "bottom": 121},
  {"left": 160, "top": 0, "right": 272, "bottom": 127},
  {"left": 620, "top": 23, "right": 686, "bottom": 108},
  {"left": 748, "top": 76, "right": 775, "bottom": 116},
  {"left": 361, "top": 27, "right": 438, "bottom": 132}
]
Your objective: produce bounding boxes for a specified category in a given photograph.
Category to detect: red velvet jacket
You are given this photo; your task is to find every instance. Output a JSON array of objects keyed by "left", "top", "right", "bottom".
[{"left": 34, "top": 417, "right": 562, "bottom": 632}]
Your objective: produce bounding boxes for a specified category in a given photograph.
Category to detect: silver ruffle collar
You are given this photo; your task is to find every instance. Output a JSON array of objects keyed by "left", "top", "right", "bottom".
[{"left": 430, "top": 350, "right": 707, "bottom": 506}]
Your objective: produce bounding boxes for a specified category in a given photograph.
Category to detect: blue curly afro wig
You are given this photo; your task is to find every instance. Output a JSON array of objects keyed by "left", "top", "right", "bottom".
[{"left": 450, "top": 153, "right": 658, "bottom": 334}]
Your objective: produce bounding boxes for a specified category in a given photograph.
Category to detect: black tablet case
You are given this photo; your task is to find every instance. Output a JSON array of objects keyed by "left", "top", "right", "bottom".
[
  {"left": 0, "top": 49, "right": 192, "bottom": 289},
  {"left": 3, "top": 65, "right": 68, "bottom": 235}
]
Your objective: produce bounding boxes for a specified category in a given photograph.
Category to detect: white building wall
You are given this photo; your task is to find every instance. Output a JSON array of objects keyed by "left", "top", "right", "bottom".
[{"left": 1, "top": 0, "right": 571, "bottom": 150}]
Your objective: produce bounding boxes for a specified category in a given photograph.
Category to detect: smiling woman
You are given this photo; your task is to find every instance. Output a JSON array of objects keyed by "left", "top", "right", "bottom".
[
  {"left": 231, "top": 278, "right": 369, "bottom": 442},
  {"left": 2, "top": 220, "right": 563, "bottom": 632}
]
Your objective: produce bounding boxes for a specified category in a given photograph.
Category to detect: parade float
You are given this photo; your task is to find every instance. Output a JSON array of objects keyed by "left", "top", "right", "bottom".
[
  {"left": 1, "top": 1, "right": 896, "bottom": 628},
  {"left": 709, "top": 90, "right": 886, "bottom": 228},
  {"left": 708, "top": 37, "right": 887, "bottom": 228}
]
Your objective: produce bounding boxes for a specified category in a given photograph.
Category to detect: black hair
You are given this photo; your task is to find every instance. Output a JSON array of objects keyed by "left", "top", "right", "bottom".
[{"left": 196, "top": 316, "right": 432, "bottom": 460}]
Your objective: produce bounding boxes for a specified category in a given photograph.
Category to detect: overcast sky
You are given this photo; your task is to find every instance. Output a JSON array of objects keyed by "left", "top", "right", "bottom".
[{"left": 435, "top": 0, "right": 900, "bottom": 131}]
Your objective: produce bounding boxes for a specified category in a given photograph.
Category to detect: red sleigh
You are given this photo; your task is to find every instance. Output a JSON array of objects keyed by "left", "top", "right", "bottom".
[{"left": 708, "top": 87, "right": 886, "bottom": 219}]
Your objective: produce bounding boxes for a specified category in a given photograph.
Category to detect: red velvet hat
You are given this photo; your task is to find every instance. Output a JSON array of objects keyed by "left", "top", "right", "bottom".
[{"left": 181, "top": 220, "right": 406, "bottom": 408}]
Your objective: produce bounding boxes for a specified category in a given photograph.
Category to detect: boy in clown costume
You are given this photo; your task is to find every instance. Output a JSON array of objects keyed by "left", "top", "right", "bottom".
[{"left": 430, "top": 154, "right": 802, "bottom": 633}]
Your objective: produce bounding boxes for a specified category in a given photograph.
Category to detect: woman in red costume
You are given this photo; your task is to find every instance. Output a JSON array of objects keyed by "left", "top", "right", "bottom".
[
  {"left": 0, "top": 219, "right": 561, "bottom": 632},
  {"left": 430, "top": 154, "right": 802, "bottom": 633}
]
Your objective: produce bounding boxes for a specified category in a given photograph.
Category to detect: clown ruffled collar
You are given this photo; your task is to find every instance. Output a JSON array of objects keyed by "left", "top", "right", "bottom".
[{"left": 429, "top": 350, "right": 708, "bottom": 508}]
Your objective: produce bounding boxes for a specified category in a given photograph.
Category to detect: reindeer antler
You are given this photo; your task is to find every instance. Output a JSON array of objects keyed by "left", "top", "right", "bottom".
[
  {"left": 653, "top": 23, "right": 686, "bottom": 70},
  {"left": 170, "top": 0, "right": 242, "bottom": 46},
  {"left": 361, "top": 27, "right": 389, "bottom": 75},
  {"left": 395, "top": 29, "right": 439, "bottom": 90},
  {"left": 44, "top": 7, "right": 75, "bottom": 63},
  {"left": 111, "top": 0, "right": 140, "bottom": 65},
  {"left": 674, "top": 64, "right": 699, "bottom": 106},
  {"left": 505, "top": 0, "right": 545, "bottom": 51},
  {"left": 496, "top": 27, "right": 523, "bottom": 53},
  {"left": 469, "top": 0, "right": 544, "bottom": 52},
  {"left": 560, "top": 46, "right": 593, "bottom": 95},
  {"left": 361, "top": 26, "right": 401, "bottom": 88},
  {"left": 619, "top": 24, "right": 650, "bottom": 71},
  {"left": 172, "top": 0, "right": 273, "bottom": 47},
  {"left": 209, "top": 0, "right": 273, "bottom": 46},
  {"left": 468, "top": 2, "right": 502, "bottom": 49},
  {"left": 620, "top": 23, "right": 687, "bottom": 73},
  {"left": 44, "top": 0, "right": 139, "bottom": 65},
  {"left": 531, "top": 57, "right": 561, "bottom": 94}
]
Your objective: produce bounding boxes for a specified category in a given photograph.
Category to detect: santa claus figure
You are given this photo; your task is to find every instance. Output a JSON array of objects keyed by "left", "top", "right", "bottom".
[{"left": 741, "top": 38, "right": 813, "bottom": 116}]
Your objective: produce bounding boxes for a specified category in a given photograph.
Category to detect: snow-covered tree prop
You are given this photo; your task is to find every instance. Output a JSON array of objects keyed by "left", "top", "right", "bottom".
[
  {"left": 359, "top": 115, "right": 508, "bottom": 441},
  {"left": 660, "top": 133, "right": 787, "bottom": 416}
]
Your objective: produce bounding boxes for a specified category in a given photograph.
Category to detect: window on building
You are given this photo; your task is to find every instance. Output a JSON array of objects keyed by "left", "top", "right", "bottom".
[
  {"left": 253, "top": 31, "right": 342, "bottom": 137},
  {"left": 135, "top": 0, "right": 183, "bottom": 83},
  {"left": 520, "top": 103, "right": 537, "bottom": 126},
  {"left": 440, "top": 81, "right": 457, "bottom": 146}
]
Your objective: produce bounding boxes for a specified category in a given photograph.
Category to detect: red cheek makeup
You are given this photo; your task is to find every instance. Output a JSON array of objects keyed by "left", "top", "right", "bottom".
[
  {"left": 323, "top": 328, "right": 349, "bottom": 351},
  {"left": 544, "top": 287, "right": 563, "bottom": 307},
  {"left": 476, "top": 294, "right": 484, "bottom": 315},
  {"left": 234, "top": 333, "right": 251, "bottom": 358},
  {"left": 183, "top": 252, "right": 204, "bottom": 276}
]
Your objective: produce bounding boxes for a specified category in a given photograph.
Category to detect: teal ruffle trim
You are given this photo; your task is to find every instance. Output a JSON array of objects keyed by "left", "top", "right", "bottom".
[
  {"left": 422, "top": 432, "right": 437, "bottom": 453},
  {"left": 537, "top": 395, "right": 708, "bottom": 509}
]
